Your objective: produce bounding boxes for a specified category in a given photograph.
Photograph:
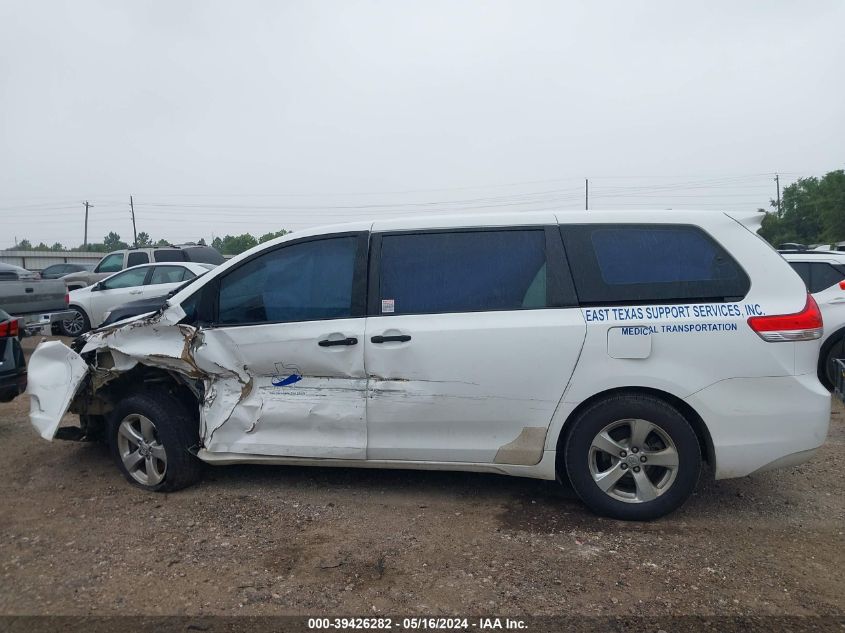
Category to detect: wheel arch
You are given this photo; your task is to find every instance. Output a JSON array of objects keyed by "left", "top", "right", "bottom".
[{"left": 554, "top": 387, "right": 714, "bottom": 474}]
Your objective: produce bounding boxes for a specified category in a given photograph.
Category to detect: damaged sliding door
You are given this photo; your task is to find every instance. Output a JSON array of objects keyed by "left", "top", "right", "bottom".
[{"left": 197, "top": 232, "right": 370, "bottom": 459}]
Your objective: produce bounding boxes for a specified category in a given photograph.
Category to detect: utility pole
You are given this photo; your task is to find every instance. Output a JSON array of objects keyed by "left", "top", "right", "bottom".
[
  {"left": 83, "top": 201, "right": 93, "bottom": 246},
  {"left": 774, "top": 174, "right": 782, "bottom": 215},
  {"left": 585, "top": 178, "right": 589, "bottom": 210},
  {"left": 130, "top": 195, "right": 138, "bottom": 246}
]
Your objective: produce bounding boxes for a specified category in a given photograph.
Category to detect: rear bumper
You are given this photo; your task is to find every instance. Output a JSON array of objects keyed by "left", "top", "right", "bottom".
[
  {"left": 15, "top": 310, "right": 76, "bottom": 336},
  {"left": 685, "top": 373, "right": 830, "bottom": 479}
]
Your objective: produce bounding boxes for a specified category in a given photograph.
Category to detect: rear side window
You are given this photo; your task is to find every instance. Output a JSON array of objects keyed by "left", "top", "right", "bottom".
[
  {"left": 217, "top": 236, "right": 358, "bottom": 325},
  {"left": 793, "top": 262, "right": 845, "bottom": 294},
  {"left": 149, "top": 266, "right": 189, "bottom": 285},
  {"left": 127, "top": 252, "right": 149, "bottom": 267},
  {"left": 184, "top": 246, "right": 225, "bottom": 265},
  {"left": 154, "top": 249, "right": 187, "bottom": 262},
  {"left": 561, "top": 225, "right": 749, "bottom": 305},
  {"left": 378, "top": 230, "right": 547, "bottom": 315}
]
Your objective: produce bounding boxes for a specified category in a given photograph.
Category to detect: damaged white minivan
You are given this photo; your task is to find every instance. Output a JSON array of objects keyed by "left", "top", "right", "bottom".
[{"left": 27, "top": 211, "right": 830, "bottom": 520}]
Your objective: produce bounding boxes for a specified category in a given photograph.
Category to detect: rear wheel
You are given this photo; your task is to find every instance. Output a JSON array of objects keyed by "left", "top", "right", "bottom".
[
  {"left": 59, "top": 307, "right": 89, "bottom": 337},
  {"left": 564, "top": 394, "right": 701, "bottom": 521},
  {"left": 819, "top": 333, "right": 845, "bottom": 391},
  {"left": 107, "top": 390, "right": 203, "bottom": 492}
]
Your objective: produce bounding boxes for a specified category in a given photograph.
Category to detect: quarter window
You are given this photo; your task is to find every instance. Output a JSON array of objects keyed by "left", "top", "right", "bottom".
[
  {"left": 378, "top": 230, "right": 547, "bottom": 315},
  {"left": 217, "top": 236, "right": 358, "bottom": 325},
  {"left": 561, "top": 225, "right": 749, "bottom": 304}
]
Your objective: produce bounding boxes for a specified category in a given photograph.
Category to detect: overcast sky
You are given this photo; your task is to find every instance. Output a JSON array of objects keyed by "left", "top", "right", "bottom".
[{"left": 1, "top": 0, "right": 843, "bottom": 248}]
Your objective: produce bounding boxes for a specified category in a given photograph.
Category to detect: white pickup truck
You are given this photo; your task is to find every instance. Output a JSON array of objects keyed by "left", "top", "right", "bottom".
[{"left": 0, "top": 263, "right": 74, "bottom": 335}]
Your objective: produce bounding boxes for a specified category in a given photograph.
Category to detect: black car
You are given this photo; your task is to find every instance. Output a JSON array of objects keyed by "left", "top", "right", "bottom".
[
  {"left": 39, "top": 263, "right": 95, "bottom": 279},
  {"left": 0, "top": 309, "right": 26, "bottom": 402},
  {"left": 99, "top": 274, "right": 206, "bottom": 327}
]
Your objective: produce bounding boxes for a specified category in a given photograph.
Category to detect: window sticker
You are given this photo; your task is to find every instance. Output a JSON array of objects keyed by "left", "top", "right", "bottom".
[{"left": 381, "top": 299, "right": 395, "bottom": 314}]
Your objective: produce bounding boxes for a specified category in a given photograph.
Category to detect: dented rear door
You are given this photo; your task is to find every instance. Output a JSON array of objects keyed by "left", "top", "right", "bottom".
[
  {"left": 199, "top": 232, "right": 370, "bottom": 459},
  {"left": 364, "top": 224, "right": 586, "bottom": 464}
]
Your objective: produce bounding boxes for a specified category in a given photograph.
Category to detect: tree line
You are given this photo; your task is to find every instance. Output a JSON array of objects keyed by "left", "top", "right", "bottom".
[
  {"left": 758, "top": 170, "right": 845, "bottom": 247},
  {"left": 9, "top": 229, "right": 289, "bottom": 256}
]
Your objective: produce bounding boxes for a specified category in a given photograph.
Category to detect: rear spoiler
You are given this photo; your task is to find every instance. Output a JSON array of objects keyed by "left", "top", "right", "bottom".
[{"left": 725, "top": 210, "right": 765, "bottom": 232}]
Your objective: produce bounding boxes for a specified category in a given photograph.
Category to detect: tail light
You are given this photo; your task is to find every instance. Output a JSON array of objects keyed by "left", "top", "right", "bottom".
[
  {"left": 64, "top": 293, "right": 69, "bottom": 305},
  {"left": 747, "top": 294, "right": 823, "bottom": 342},
  {"left": 0, "top": 319, "right": 19, "bottom": 338}
]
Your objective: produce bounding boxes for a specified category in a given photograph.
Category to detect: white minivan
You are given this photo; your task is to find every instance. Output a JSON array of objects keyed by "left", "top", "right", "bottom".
[{"left": 27, "top": 211, "right": 830, "bottom": 520}]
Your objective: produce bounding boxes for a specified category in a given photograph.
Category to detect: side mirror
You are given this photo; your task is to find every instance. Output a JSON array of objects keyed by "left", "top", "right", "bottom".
[
  {"left": 839, "top": 281, "right": 845, "bottom": 290},
  {"left": 91, "top": 282, "right": 103, "bottom": 292}
]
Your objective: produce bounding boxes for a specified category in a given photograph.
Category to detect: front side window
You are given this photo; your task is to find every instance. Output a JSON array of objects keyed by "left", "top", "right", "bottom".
[
  {"left": 217, "top": 236, "right": 358, "bottom": 325},
  {"left": 378, "top": 230, "right": 547, "bottom": 315},
  {"left": 561, "top": 225, "right": 750, "bottom": 304},
  {"left": 101, "top": 267, "right": 148, "bottom": 290},
  {"left": 96, "top": 253, "right": 124, "bottom": 273}
]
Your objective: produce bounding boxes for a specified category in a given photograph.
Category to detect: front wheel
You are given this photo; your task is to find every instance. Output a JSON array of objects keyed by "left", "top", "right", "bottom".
[
  {"left": 108, "top": 390, "right": 203, "bottom": 492},
  {"left": 819, "top": 334, "right": 845, "bottom": 391},
  {"left": 564, "top": 394, "right": 701, "bottom": 521}
]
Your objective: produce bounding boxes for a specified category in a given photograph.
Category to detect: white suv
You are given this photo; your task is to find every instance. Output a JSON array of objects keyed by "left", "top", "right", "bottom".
[
  {"left": 781, "top": 250, "right": 845, "bottom": 389},
  {"left": 27, "top": 211, "right": 830, "bottom": 520}
]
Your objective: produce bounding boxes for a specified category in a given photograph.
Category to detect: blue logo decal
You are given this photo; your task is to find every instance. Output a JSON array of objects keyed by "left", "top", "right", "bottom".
[{"left": 272, "top": 362, "right": 303, "bottom": 387}]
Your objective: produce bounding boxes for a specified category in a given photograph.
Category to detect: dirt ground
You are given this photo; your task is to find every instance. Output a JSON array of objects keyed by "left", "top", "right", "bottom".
[{"left": 0, "top": 337, "right": 843, "bottom": 618}]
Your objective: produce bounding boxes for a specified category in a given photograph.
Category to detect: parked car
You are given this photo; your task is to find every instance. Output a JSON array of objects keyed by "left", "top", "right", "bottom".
[
  {"left": 0, "top": 309, "right": 26, "bottom": 402},
  {"left": 781, "top": 250, "right": 845, "bottom": 389},
  {"left": 100, "top": 274, "right": 208, "bottom": 327},
  {"left": 61, "top": 244, "right": 224, "bottom": 290},
  {"left": 60, "top": 262, "right": 216, "bottom": 336},
  {"left": 27, "top": 211, "right": 830, "bottom": 521},
  {"left": 39, "top": 263, "right": 95, "bottom": 279},
  {"left": 0, "top": 263, "right": 73, "bottom": 335}
]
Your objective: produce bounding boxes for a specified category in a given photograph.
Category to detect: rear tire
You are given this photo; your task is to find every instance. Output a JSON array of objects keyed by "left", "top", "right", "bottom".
[
  {"left": 107, "top": 389, "right": 203, "bottom": 492},
  {"left": 818, "top": 332, "right": 845, "bottom": 391},
  {"left": 564, "top": 394, "right": 700, "bottom": 521},
  {"left": 59, "top": 307, "right": 90, "bottom": 337}
]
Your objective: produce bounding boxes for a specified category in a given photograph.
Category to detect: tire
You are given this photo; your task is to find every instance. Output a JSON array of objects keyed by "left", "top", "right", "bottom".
[
  {"left": 107, "top": 389, "right": 203, "bottom": 492},
  {"left": 564, "top": 394, "right": 701, "bottom": 521},
  {"left": 59, "top": 306, "right": 90, "bottom": 337},
  {"left": 818, "top": 333, "right": 845, "bottom": 391}
]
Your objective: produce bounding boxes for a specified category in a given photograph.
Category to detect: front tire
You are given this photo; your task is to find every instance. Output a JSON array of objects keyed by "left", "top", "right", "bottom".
[
  {"left": 564, "top": 394, "right": 701, "bottom": 521},
  {"left": 107, "top": 390, "right": 203, "bottom": 492},
  {"left": 59, "top": 307, "right": 90, "bottom": 337}
]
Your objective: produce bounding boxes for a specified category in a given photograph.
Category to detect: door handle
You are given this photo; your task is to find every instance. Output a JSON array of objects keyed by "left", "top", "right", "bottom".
[
  {"left": 318, "top": 337, "right": 358, "bottom": 347},
  {"left": 25, "top": 287, "right": 34, "bottom": 293},
  {"left": 371, "top": 334, "right": 411, "bottom": 344},
  {"left": 129, "top": 290, "right": 143, "bottom": 295},
  {"left": 828, "top": 297, "right": 845, "bottom": 305}
]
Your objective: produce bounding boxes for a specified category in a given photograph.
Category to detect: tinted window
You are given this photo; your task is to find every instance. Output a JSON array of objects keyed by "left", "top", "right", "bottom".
[
  {"left": 184, "top": 246, "right": 225, "bottom": 264},
  {"left": 127, "top": 252, "right": 149, "bottom": 267},
  {"left": 217, "top": 237, "right": 357, "bottom": 325},
  {"left": 41, "top": 265, "right": 65, "bottom": 278},
  {"left": 101, "top": 267, "right": 148, "bottom": 290},
  {"left": 150, "top": 266, "right": 189, "bottom": 285},
  {"left": 809, "top": 263, "right": 845, "bottom": 293},
  {"left": 561, "top": 225, "right": 749, "bottom": 304},
  {"left": 154, "top": 249, "right": 187, "bottom": 262},
  {"left": 96, "top": 253, "right": 124, "bottom": 273},
  {"left": 379, "top": 230, "right": 547, "bottom": 315},
  {"left": 789, "top": 262, "right": 812, "bottom": 289}
]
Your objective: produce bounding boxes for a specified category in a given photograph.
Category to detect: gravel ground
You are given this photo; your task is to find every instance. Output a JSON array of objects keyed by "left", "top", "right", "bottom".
[{"left": 0, "top": 336, "right": 843, "bottom": 617}]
